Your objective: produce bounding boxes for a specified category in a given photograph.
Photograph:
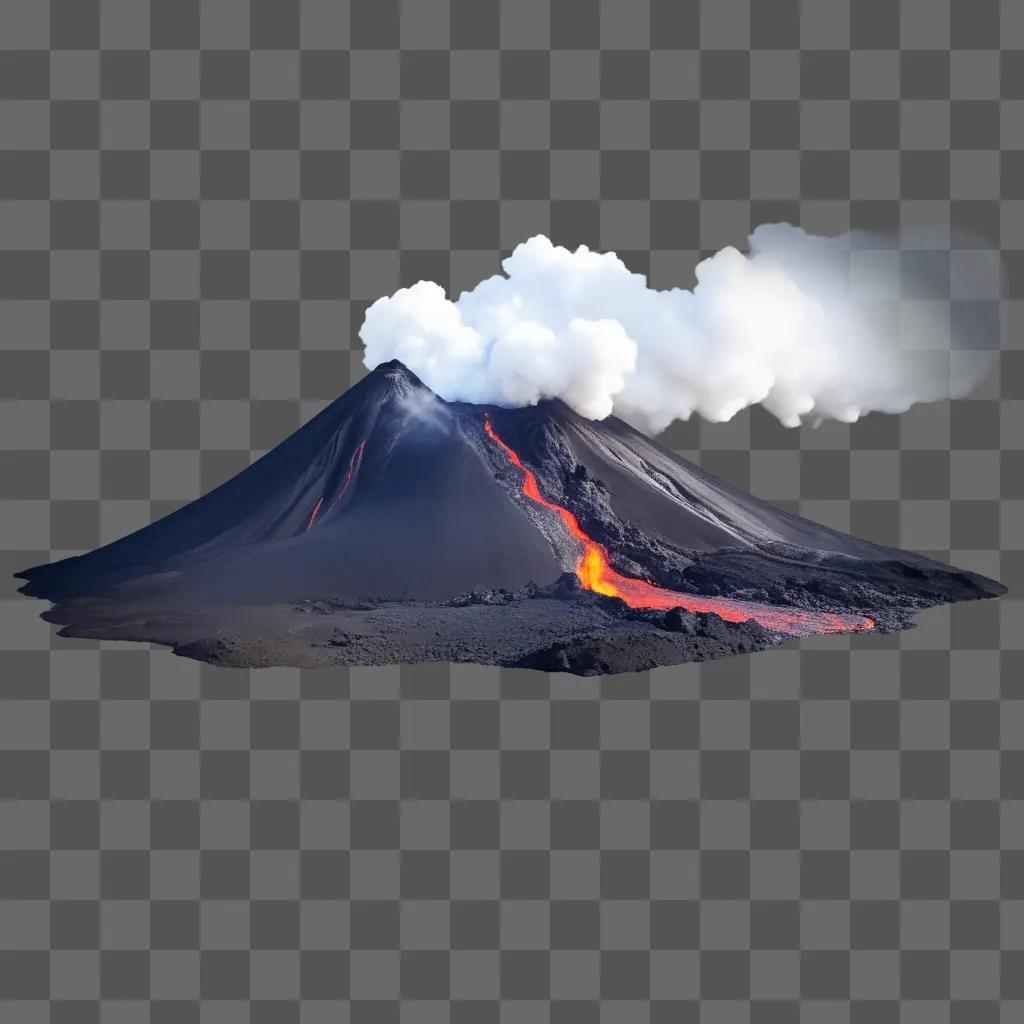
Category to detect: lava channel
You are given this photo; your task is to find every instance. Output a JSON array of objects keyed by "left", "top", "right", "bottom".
[
  {"left": 483, "top": 415, "right": 874, "bottom": 638},
  {"left": 305, "top": 439, "right": 365, "bottom": 532}
]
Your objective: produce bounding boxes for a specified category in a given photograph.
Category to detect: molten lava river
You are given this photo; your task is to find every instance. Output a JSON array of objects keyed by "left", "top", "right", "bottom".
[{"left": 484, "top": 416, "right": 874, "bottom": 639}]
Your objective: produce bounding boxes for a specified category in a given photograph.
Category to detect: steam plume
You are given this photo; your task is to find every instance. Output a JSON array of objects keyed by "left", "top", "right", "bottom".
[{"left": 360, "top": 226, "right": 999, "bottom": 433}]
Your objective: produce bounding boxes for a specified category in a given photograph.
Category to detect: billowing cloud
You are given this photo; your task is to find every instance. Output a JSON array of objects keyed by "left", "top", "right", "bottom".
[{"left": 360, "top": 227, "right": 999, "bottom": 433}]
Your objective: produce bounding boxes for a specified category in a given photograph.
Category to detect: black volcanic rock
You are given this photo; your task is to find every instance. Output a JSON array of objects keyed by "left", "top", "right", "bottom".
[
  {"left": 16, "top": 360, "right": 1006, "bottom": 674},
  {"left": 659, "top": 607, "right": 695, "bottom": 633}
]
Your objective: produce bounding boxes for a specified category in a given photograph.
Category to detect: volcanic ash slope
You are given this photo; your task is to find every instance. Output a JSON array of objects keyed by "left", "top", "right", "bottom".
[{"left": 17, "top": 361, "right": 1005, "bottom": 674}]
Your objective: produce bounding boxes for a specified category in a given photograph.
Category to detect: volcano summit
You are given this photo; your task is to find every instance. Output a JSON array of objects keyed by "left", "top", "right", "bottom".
[{"left": 18, "top": 361, "right": 1005, "bottom": 674}]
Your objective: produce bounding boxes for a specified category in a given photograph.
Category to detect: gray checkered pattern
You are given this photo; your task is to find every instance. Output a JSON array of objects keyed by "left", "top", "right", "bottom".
[{"left": 1, "top": 0, "right": 1021, "bottom": 1020}]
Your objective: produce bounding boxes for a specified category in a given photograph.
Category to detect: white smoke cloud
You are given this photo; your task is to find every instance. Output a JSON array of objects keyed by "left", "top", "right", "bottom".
[{"left": 360, "top": 227, "right": 1000, "bottom": 433}]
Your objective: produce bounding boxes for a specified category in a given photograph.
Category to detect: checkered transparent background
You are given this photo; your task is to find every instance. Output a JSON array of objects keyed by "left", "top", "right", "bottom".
[{"left": 1, "top": 0, "right": 1023, "bottom": 1020}]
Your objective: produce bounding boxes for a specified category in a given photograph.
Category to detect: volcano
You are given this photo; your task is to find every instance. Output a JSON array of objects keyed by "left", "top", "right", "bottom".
[{"left": 17, "top": 360, "right": 1005, "bottom": 674}]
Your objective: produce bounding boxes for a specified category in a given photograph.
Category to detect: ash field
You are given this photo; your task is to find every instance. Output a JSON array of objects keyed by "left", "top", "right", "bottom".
[{"left": 17, "top": 361, "right": 1005, "bottom": 675}]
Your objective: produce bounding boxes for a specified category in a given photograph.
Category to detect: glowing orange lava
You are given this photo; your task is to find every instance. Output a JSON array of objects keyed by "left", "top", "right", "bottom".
[{"left": 483, "top": 415, "right": 874, "bottom": 638}]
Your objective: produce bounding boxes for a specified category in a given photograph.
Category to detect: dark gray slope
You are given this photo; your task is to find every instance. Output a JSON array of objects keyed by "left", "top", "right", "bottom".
[
  {"left": 18, "top": 361, "right": 562, "bottom": 604},
  {"left": 18, "top": 360, "right": 401, "bottom": 600},
  {"left": 158, "top": 404, "right": 563, "bottom": 603},
  {"left": 485, "top": 401, "right": 890, "bottom": 559},
  {"left": 478, "top": 400, "right": 1005, "bottom": 613}
]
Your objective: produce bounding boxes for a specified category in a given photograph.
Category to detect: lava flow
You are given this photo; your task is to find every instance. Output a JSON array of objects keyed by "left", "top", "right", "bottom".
[
  {"left": 304, "top": 439, "right": 365, "bottom": 532},
  {"left": 484, "top": 415, "right": 874, "bottom": 638},
  {"left": 304, "top": 496, "right": 324, "bottom": 533},
  {"left": 327, "top": 440, "right": 366, "bottom": 514}
]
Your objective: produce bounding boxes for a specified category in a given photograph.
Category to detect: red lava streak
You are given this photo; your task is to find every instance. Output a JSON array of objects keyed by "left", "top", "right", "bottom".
[
  {"left": 327, "top": 440, "right": 366, "bottom": 514},
  {"left": 484, "top": 415, "right": 874, "bottom": 638},
  {"left": 304, "top": 496, "right": 324, "bottom": 533},
  {"left": 305, "top": 440, "right": 366, "bottom": 531}
]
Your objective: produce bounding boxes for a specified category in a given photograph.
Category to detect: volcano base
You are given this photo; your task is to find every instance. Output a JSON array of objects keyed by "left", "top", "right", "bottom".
[{"left": 33, "top": 562, "right": 994, "bottom": 677}]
